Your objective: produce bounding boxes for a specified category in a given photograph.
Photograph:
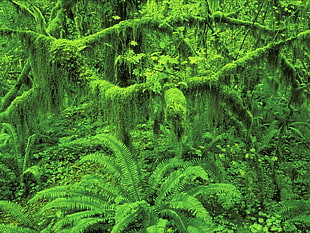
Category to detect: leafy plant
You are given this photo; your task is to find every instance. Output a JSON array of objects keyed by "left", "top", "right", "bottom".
[
  {"left": 0, "top": 200, "right": 39, "bottom": 233},
  {"left": 30, "top": 135, "right": 241, "bottom": 232},
  {"left": 0, "top": 123, "right": 40, "bottom": 199}
]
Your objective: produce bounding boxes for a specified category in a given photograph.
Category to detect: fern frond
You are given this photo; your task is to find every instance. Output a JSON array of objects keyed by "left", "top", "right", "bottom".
[
  {"left": 0, "top": 123, "right": 20, "bottom": 155},
  {"left": 146, "top": 218, "right": 168, "bottom": 233},
  {"left": 53, "top": 209, "right": 113, "bottom": 232},
  {"left": 160, "top": 209, "right": 188, "bottom": 233},
  {"left": 168, "top": 192, "right": 212, "bottom": 223},
  {"left": 187, "top": 217, "right": 214, "bottom": 233},
  {"left": 0, "top": 224, "right": 38, "bottom": 233},
  {"left": 191, "top": 157, "right": 226, "bottom": 182},
  {"left": 148, "top": 157, "right": 188, "bottom": 191},
  {"left": 38, "top": 196, "right": 114, "bottom": 215},
  {"left": 30, "top": 176, "right": 120, "bottom": 204},
  {"left": 94, "top": 135, "right": 142, "bottom": 201},
  {"left": 53, "top": 210, "right": 109, "bottom": 231},
  {"left": 29, "top": 185, "right": 79, "bottom": 202},
  {"left": 112, "top": 200, "right": 148, "bottom": 233},
  {"left": 79, "top": 152, "right": 122, "bottom": 180},
  {"left": 156, "top": 166, "right": 209, "bottom": 204},
  {"left": 276, "top": 199, "right": 310, "bottom": 219},
  {"left": 62, "top": 217, "right": 107, "bottom": 233},
  {"left": 0, "top": 201, "right": 34, "bottom": 228}
]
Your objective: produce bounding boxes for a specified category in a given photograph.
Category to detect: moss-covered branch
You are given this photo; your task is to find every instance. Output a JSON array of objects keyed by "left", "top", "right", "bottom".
[
  {"left": 8, "top": 0, "right": 47, "bottom": 34},
  {"left": 212, "top": 11, "right": 285, "bottom": 35},
  {"left": 0, "top": 60, "right": 31, "bottom": 112},
  {"left": 78, "top": 17, "right": 174, "bottom": 46},
  {"left": 0, "top": 28, "right": 42, "bottom": 40}
]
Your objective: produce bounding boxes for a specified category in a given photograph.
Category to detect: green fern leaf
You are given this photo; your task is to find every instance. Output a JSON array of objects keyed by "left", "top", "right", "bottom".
[
  {"left": 95, "top": 135, "right": 143, "bottom": 201},
  {"left": 39, "top": 196, "right": 113, "bottom": 215},
  {"left": 146, "top": 218, "right": 168, "bottom": 233},
  {"left": 169, "top": 192, "right": 212, "bottom": 223},
  {"left": 53, "top": 210, "right": 110, "bottom": 231},
  {"left": 148, "top": 157, "right": 188, "bottom": 192},
  {"left": 0, "top": 224, "right": 38, "bottom": 233},
  {"left": 160, "top": 209, "right": 188, "bottom": 233},
  {"left": 79, "top": 152, "right": 121, "bottom": 179},
  {"left": 0, "top": 201, "right": 34, "bottom": 228},
  {"left": 187, "top": 217, "right": 214, "bottom": 233},
  {"left": 156, "top": 166, "right": 209, "bottom": 204},
  {"left": 112, "top": 200, "right": 148, "bottom": 233},
  {"left": 69, "top": 217, "right": 108, "bottom": 233},
  {"left": 0, "top": 163, "right": 16, "bottom": 181}
]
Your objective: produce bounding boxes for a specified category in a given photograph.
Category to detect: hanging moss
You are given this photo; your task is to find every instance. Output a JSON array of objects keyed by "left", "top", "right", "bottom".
[
  {"left": 47, "top": 8, "right": 65, "bottom": 38},
  {"left": 219, "top": 86, "right": 253, "bottom": 131},
  {"left": 164, "top": 88, "right": 187, "bottom": 140},
  {"left": 280, "top": 55, "right": 304, "bottom": 106}
]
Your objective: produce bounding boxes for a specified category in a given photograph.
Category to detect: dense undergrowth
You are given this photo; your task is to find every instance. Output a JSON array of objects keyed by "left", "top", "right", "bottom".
[
  {"left": 0, "top": 0, "right": 309, "bottom": 232},
  {"left": 0, "top": 101, "right": 309, "bottom": 232}
]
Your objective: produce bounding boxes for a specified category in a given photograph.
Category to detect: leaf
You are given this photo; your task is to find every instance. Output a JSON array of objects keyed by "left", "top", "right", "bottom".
[{"left": 146, "top": 218, "right": 168, "bottom": 233}]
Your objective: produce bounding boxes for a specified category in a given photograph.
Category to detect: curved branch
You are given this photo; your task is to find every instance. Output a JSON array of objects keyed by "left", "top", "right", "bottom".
[
  {"left": 0, "top": 60, "right": 31, "bottom": 112},
  {"left": 8, "top": 0, "right": 48, "bottom": 35},
  {"left": 212, "top": 11, "right": 286, "bottom": 35}
]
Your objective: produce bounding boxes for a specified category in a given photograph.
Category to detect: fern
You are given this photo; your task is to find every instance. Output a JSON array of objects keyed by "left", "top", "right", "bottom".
[
  {"left": 155, "top": 165, "right": 209, "bottom": 204},
  {"left": 112, "top": 201, "right": 148, "bottom": 233},
  {"left": 89, "top": 135, "right": 142, "bottom": 201},
  {"left": 275, "top": 199, "right": 310, "bottom": 231},
  {"left": 0, "top": 123, "right": 39, "bottom": 198},
  {"left": 0, "top": 225, "right": 38, "bottom": 233},
  {"left": 146, "top": 218, "right": 168, "bottom": 233},
  {"left": 31, "top": 135, "right": 240, "bottom": 232},
  {"left": 0, "top": 200, "right": 38, "bottom": 233},
  {"left": 168, "top": 192, "right": 211, "bottom": 222}
]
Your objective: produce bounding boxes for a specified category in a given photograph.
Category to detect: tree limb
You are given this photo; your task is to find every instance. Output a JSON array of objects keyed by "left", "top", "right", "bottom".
[{"left": 0, "top": 60, "right": 31, "bottom": 112}]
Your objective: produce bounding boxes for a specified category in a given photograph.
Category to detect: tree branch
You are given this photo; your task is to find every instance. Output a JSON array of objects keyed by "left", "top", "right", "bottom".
[{"left": 0, "top": 60, "right": 31, "bottom": 112}]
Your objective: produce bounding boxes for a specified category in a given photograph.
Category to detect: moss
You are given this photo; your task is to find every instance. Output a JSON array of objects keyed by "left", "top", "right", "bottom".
[
  {"left": 46, "top": 8, "right": 64, "bottom": 37},
  {"left": 164, "top": 88, "right": 187, "bottom": 140},
  {"left": 212, "top": 11, "right": 285, "bottom": 35}
]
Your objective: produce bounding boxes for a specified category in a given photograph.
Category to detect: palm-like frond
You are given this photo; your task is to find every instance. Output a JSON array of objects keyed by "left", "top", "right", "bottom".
[
  {"left": 0, "top": 123, "right": 23, "bottom": 184},
  {"left": 0, "top": 201, "right": 38, "bottom": 232},
  {"left": 112, "top": 201, "right": 148, "bottom": 233},
  {"left": 30, "top": 175, "right": 120, "bottom": 204},
  {"left": 156, "top": 165, "right": 209, "bottom": 204},
  {"left": 146, "top": 218, "right": 168, "bottom": 233},
  {"left": 187, "top": 217, "right": 215, "bottom": 233},
  {"left": 168, "top": 192, "right": 212, "bottom": 223},
  {"left": 38, "top": 196, "right": 114, "bottom": 215},
  {"left": 53, "top": 210, "right": 112, "bottom": 232},
  {"left": 0, "top": 224, "right": 38, "bottom": 233},
  {"left": 96, "top": 134, "right": 142, "bottom": 201},
  {"left": 0, "top": 200, "right": 34, "bottom": 227},
  {"left": 79, "top": 152, "right": 122, "bottom": 180},
  {"left": 0, "top": 123, "right": 20, "bottom": 156},
  {"left": 160, "top": 209, "right": 188, "bottom": 233},
  {"left": 60, "top": 217, "right": 108, "bottom": 233},
  {"left": 0, "top": 163, "right": 16, "bottom": 182},
  {"left": 148, "top": 157, "right": 189, "bottom": 192}
]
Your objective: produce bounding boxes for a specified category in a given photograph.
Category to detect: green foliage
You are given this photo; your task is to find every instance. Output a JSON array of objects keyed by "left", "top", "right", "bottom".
[
  {"left": 0, "top": 123, "right": 39, "bottom": 199},
  {"left": 0, "top": 200, "right": 38, "bottom": 232},
  {"left": 29, "top": 135, "right": 241, "bottom": 232},
  {"left": 0, "top": 0, "right": 309, "bottom": 232}
]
